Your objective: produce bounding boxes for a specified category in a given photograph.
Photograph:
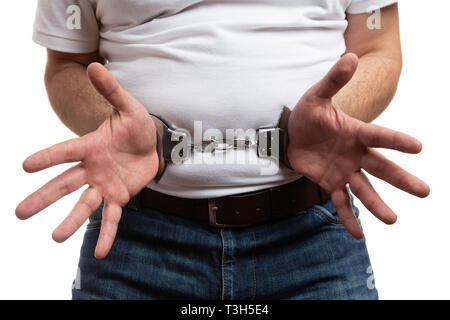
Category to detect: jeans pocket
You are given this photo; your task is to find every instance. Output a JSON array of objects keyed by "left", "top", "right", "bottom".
[
  {"left": 308, "top": 196, "right": 360, "bottom": 226},
  {"left": 310, "top": 199, "right": 343, "bottom": 225}
]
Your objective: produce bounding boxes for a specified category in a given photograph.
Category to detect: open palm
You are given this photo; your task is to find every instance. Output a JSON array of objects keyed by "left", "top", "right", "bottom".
[
  {"left": 15, "top": 63, "right": 159, "bottom": 259},
  {"left": 288, "top": 54, "right": 430, "bottom": 238}
]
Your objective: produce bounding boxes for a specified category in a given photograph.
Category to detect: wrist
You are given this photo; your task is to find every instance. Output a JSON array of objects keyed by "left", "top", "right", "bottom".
[{"left": 152, "top": 119, "right": 166, "bottom": 183}]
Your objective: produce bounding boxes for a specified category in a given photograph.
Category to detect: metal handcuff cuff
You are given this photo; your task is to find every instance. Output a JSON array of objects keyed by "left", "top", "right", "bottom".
[{"left": 150, "top": 106, "right": 292, "bottom": 182}]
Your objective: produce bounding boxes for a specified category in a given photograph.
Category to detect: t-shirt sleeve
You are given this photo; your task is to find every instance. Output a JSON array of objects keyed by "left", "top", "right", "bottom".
[
  {"left": 33, "top": 0, "right": 99, "bottom": 53},
  {"left": 346, "top": 0, "right": 398, "bottom": 14}
]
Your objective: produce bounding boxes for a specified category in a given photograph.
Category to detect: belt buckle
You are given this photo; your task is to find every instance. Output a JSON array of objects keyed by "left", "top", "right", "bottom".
[
  {"left": 208, "top": 199, "right": 253, "bottom": 228},
  {"left": 208, "top": 199, "right": 229, "bottom": 227}
]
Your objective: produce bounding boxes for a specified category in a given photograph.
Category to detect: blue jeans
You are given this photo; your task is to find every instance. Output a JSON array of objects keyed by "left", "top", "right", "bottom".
[{"left": 72, "top": 197, "right": 378, "bottom": 300}]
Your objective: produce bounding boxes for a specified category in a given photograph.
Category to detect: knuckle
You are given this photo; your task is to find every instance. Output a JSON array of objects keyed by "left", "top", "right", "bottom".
[
  {"left": 103, "top": 214, "right": 121, "bottom": 227},
  {"left": 64, "top": 142, "right": 75, "bottom": 161},
  {"left": 34, "top": 190, "right": 47, "bottom": 208},
  {"left": 45, "top": 149, "right": 55, "bottom": 167},
  {"left": 392, "top": 131, "right": 401, "bottom": 148},
  {"left": 59, "top": 177, "right": 72, "bottom": 196},
  {"left": 366, "top": 198, "right": 379, "bottom": 212},
  {"left": 66, "top": 214, "right": 83, "bottom": 228}
]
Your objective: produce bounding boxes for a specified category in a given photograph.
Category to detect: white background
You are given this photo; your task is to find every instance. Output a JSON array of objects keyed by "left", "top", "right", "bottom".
[{"left": 0, "top": 1, "right": 449, "bottom": 300}]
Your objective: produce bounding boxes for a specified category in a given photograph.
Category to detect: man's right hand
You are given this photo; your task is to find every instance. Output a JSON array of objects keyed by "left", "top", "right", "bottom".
[{"left": 15, "top": 63, "right": 159, "bottom": 259}]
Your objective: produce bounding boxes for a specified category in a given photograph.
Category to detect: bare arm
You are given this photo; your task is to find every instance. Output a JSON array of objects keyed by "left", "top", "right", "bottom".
[
  {"left": 44, "top": 49, "right": 113, "bottom": 136},
  {"left": 333, "top": 4, "right": 402, "bottom": 122}
]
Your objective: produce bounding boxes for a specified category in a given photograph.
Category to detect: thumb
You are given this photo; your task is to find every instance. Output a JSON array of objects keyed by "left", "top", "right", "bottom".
[
  {"left": 87, "top": 62, "right": 141, "bottom": 114},
  {"left": 310, "top": 53, "right": 359, "bottom": 100}
]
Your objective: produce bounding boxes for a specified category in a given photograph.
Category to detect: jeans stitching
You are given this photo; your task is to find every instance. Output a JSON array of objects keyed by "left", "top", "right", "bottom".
[
  {"left": 86, "top": 222, "right": 101, "bottom": 230},
  {"left": 310, "top": 207, "right": 343, "bottom": 226},
  {"left": 220, "top": 229, "right": 227, "bottom": 300},
  {"left": 251, "top": 231, "right": 257, "bottom": 300},
  {"left": 318, "top": 228, "right": 350, "bottom": 299}
]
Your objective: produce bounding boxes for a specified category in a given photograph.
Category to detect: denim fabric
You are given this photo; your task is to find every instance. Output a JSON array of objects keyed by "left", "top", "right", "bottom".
[{"left": 72, "top": 198, "right": 378, "bottom": 300}]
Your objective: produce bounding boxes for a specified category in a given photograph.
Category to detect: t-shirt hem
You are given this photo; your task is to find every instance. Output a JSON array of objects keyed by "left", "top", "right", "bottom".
[
  {"left": 346, "top": 0, "right": 398, "bottom": 14},
  {"left": 32, "top": 30, "right": 99, "bottom": 53},
  {"left": 146, "top": 175, "right": 303, "bottom": 199}
]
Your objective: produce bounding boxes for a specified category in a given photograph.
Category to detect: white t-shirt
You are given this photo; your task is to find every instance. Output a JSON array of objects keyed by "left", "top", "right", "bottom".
[{"left": 33, "top": 0, "right": 397, "bottom": 199}]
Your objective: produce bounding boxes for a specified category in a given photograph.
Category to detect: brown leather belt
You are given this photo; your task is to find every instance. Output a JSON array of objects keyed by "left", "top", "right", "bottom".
[{"left": 126, "top": 177, "right": 330, "bottom": 227}]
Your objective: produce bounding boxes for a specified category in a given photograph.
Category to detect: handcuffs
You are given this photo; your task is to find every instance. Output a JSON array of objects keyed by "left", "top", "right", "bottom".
[{"left": 150, "top": 106, "right": 292, "bottom": 182}]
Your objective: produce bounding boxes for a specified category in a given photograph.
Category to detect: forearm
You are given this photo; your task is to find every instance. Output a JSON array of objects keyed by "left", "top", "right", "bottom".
[
  {"left": 332, "top": 52, "right": 402, "bottom": 123},
  {"left": 44, "top": 52, "right": 113, "bottom": 136}
]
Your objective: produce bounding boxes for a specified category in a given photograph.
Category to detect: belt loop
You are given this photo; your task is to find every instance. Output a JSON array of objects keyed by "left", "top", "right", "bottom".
[{"left": 126, "top": 191, "right": 142, "bottom": 211}]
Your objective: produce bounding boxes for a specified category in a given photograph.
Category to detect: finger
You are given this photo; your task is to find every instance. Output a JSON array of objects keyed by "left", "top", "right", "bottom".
[
  {"left": 310, "top": 53, "right": 359, "bottom": 100},
  {"left": 52, "top": 187, "right": 102, "bottom": 243},
  {"left": 22, "top": 137, "right": 87, "bottom": 173},
  {"left": 359, "top": 123, "right": 423, "bottom": 154},
  {"left": 331, "top": 187, "right": 364, "bottom": 240},
  {"left": 94, "top": 201, "right": 123, "bottom": 259},
  {"left": 15, "top": 165, "right": 86, "bottom": 220},
  {"left": 349, "top": 171, "right": 397, "bottom": 225},
  {"left": 362, "top": 149, "right": 430, "bottom": 198},
  {"left": 87, "top": 63, "right": 140, "bottom": 114}
]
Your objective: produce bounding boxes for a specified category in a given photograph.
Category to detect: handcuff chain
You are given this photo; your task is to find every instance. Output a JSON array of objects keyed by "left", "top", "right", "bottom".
[{"left": 195, "top": 138, "right": 257, "bottom": 153}]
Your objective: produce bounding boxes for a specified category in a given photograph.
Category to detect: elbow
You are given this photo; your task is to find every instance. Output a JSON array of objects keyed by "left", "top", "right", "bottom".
[
  {"left": 44, "top": 67, "right": 53, "bottom": 91},
  {"left": 382, "top": 50, "right": 403, "bottom": 107},
  {"left": 44, "top": 59, "right": 68, "bottom": 91},
  {"left": 398, "top": 52, "right": 403, "bottom": 75},
  {"left": 380, "top": 61, "right": 402, "bottom": 115},
  {"left": 370, "top": 51, "right": 403, "bottom": 120},
  {"left": 44, "top": 62, "right": 60, "bottom": 93},
  {"left": 395, "top": 50, "right": 403, "bottom": 85},
  {"left": 390, "top": 52, "right": 403, "bottom": 100}
]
